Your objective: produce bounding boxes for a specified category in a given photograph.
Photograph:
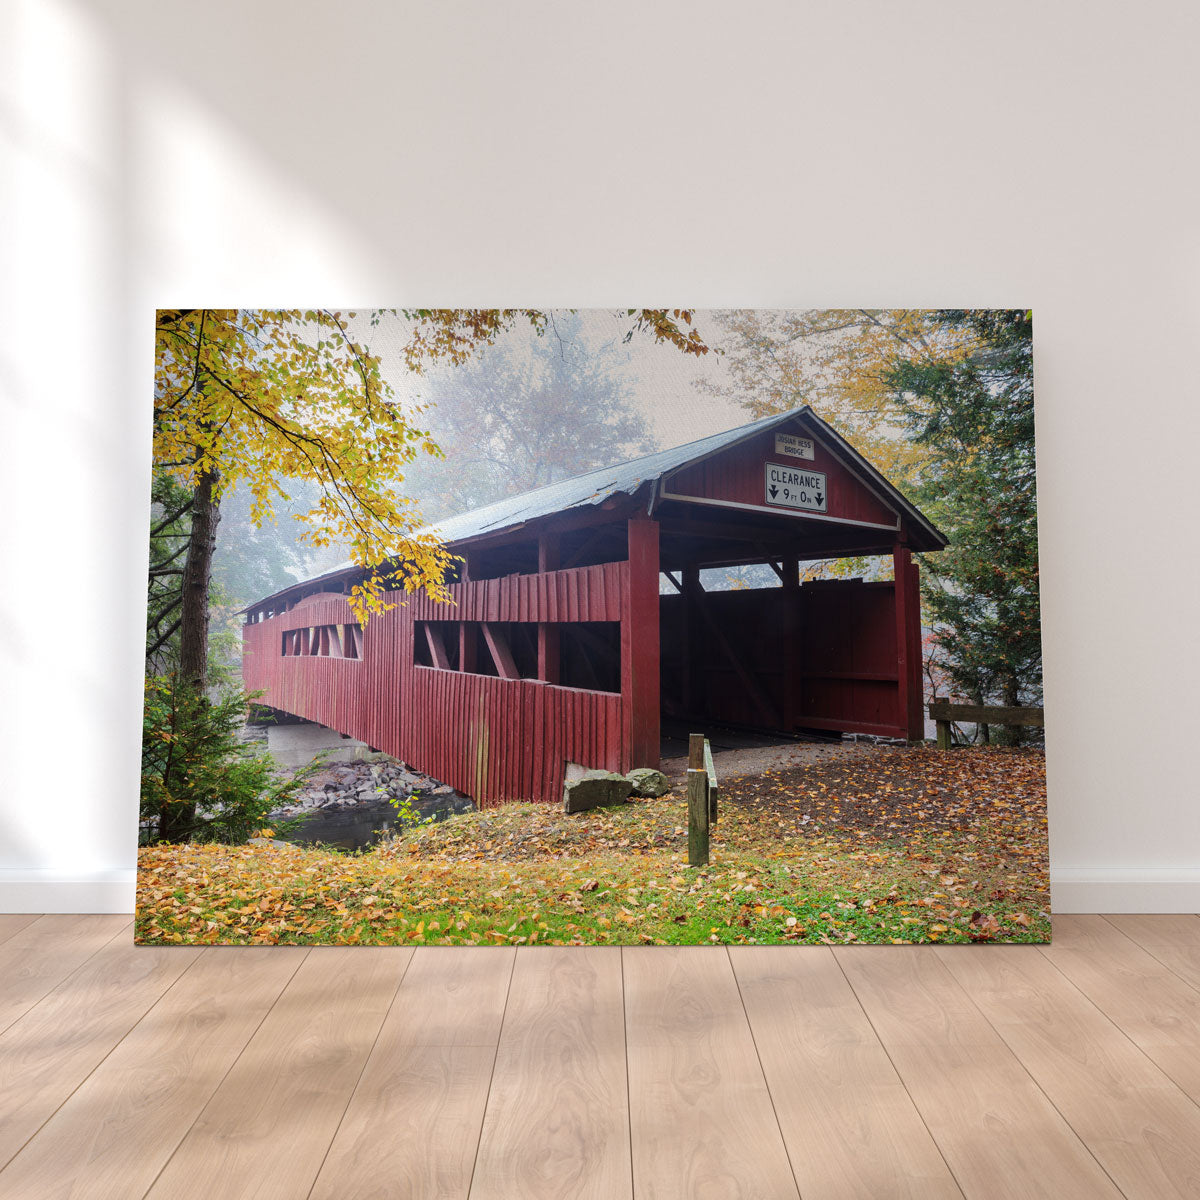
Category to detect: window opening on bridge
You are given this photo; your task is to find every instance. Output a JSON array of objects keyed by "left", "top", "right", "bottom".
[
  {"left": 413, "top": 621, "right": 462, "bottom": 671},
  {"left": 281, "top": 623, "right": 363, "bottom": 659},
  {"left": 558, "top": 622, "right": 621, "bottom": 693},
  {"left": 413, "top": 619, "right": 621, "bottom": 693}
]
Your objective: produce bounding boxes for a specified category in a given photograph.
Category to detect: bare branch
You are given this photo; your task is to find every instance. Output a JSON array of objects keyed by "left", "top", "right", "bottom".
[
  {"left": 149, "top": 498, "right": 194, "bottom": 539},
  {"left": 146, "top": 617, "right": 183, "bottom": 660}
]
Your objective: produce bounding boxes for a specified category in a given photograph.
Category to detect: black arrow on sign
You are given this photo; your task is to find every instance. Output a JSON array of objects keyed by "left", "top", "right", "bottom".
[
  {"left": 815, "top": 492, "right": 824, "bottom": 506},
  {"left": 769, "top": 485, "right": 778, "bottom": 499}
]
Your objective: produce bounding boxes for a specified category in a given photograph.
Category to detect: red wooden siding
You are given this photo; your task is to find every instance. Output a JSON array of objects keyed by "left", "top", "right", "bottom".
[
  {"left": 408, "top": 561, "right": 624, "bottom": 624},
  {"left": 244, "top": 561, "right": 634, "bottom": 807},
  {"left": 623, "top": 515, "right": 660, "bottom": 766},
  {"left": 664, "top": 426, "right": 899, "bottom": 529},
  {"left": 798, "top": 580, "right": 904, "bottom": 737}
]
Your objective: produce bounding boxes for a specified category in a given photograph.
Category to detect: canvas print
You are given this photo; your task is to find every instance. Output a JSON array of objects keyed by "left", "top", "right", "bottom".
[{"left": 139, "top": 309, "right": 1047, "bottom": 946}]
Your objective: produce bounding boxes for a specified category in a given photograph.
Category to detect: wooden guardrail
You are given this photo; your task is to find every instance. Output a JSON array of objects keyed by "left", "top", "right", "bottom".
[
  {"left": 687, "top": 733, "right": 719, "bottom": 867},
  {"left": 927, "top": 702, "right": 1044, "bottom": 750}
]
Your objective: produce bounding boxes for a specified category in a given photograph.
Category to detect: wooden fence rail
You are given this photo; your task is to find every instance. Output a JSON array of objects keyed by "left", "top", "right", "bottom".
[{"left": 927, "top": 701, "right": 1045, "bottom": 749}]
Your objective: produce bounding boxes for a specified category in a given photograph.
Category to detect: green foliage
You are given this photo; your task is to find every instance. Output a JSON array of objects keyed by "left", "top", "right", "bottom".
[
  {"left": 141, "top": 675, "right": 310, "bottom": 844},
  {"left": 886, "top": 311, "right": 1041, "bottom": 728},
  {"left": 387, "top": 791, "right": 434, "bottom": 830}
]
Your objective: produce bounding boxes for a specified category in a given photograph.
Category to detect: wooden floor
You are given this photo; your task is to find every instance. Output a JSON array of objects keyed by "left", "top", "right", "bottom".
[{"left": 1, "top": 916, "right": 1199, "bottom": 1198}]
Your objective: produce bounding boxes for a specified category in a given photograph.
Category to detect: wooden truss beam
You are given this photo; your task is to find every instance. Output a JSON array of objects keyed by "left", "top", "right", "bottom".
[
  {"left": 423, "top": 623, "right": 451, "bottom": 670},
  {"left": 481, "top": 622, "right": 519, "bottom": 680}
]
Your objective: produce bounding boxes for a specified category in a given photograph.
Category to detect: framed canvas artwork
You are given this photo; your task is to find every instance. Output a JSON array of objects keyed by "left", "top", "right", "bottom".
[{"left": 138, "top": 309, "right": 1046, "bottom": 946}]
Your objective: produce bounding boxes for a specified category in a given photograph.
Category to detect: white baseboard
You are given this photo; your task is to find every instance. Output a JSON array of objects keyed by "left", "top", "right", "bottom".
[
  {"left": 0, "top": 870, "right": 137, "bottom": 914},
  {"left": 1051, "top": 868, "right": 1200, "bottom": 914},
  {"left": 2, "top": 868, "right": 1196, "bottom": 917}
]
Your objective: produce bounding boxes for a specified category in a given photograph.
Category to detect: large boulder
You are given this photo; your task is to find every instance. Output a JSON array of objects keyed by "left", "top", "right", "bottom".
[
  {"left": 563, "top": 771, "right": 634, "bottom": 814},
  {"left": 625, "top": 767, "right": 670, "bottom": 798}
]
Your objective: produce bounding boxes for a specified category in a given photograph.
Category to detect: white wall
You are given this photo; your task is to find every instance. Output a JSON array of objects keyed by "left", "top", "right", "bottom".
[{"left": 2, "top": 0, "right": 1196, "bottom": 914}]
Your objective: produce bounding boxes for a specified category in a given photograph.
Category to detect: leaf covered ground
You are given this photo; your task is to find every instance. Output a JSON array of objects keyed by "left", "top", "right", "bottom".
[{"left": 136, "top": 745, "right": 1050, "bottom": 947}]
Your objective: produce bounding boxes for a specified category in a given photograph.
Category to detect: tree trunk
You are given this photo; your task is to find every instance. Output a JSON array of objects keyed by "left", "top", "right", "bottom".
[
  {"left": 158, "top": 467, "right": 220, "bottom": 843},
  {"left": 999, "top": 671, "right": 1022, "bottom": 746},
  {"left": 178, "top": 466, "right": 221, "bottom": 692}
]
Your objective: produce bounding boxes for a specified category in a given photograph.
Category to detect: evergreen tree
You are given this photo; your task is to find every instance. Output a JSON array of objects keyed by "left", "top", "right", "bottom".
[
  {"left": 886, "top": 311, "right": 1041, "bottom": 737},
  {"left": 145, "top": 472, "right": 194, "bottom": 671}
]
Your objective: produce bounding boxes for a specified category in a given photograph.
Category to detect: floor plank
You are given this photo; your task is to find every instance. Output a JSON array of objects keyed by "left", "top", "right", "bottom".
[
  {"left": 0, "top": 940, "right": 200, "bottom": 1170},
  {"left": 310, "top": 947, "right": 515, "bottom": 1200},
  {"left": 470, "top": 948, "right": 630, "bottom": 1200},
  {"left": 144, "top": 946, "right": 410, "bottom": 1200},
  {"left": 0, "top": 915, "right": 130, "bottom": 1035},
  {"left": 835, "top": 946, "right": 1123, "bottom": 1200},
  {"left": 0, "top": 913, "right": 39, "bottom": 945},
  {"left": 7, "top": 916, "right": 1200, "bottom": 1200},
  {"left": 731, "top": 946, "right": 962, "bottom": 1199},
  {"left": 0, "top": 946, "right": 307, "bottom": 1200},
  {"left": 938, "top": 942, "right": 1200, "bottom": 1199},
  {"left": 623, "top": 947, "right": 799, "bottom": 1200},
  {"left": 1041, "top": 914, "right": 1200, "bottom": 1104},
  {"left": 1106, "top": 913, "right": 1200, "bottom": 992}
]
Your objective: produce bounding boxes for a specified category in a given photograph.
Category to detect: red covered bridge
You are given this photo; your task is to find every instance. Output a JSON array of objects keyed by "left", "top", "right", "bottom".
[{"left": 242, "top": 407, "right": 945, "bottom": 806}]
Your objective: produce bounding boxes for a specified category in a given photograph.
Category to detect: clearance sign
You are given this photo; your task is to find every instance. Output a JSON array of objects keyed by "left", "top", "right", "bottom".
[{"left": 764, "top": 463, "right": 827, "bottom": 513}]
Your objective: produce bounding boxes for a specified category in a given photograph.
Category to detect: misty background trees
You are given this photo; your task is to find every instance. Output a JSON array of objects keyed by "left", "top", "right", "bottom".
[{"left": 399, "top": 311, "right": 656, "bottom": 520}]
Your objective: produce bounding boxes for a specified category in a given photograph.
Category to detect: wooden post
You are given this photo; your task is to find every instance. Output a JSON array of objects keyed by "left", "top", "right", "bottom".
[
  {"left": 906, "top": 552, "right": 924, "bottom": 737},
  {"left": 680, "top": 563, "right": 700, "bottom": 715},
  {"left": 893, "top": 541, "right": 923, "bottom": 740},
  {"left": 688, "top": 732, "right": 705, "bottom": 770},
  {"left": 687, "top": 767, "right": 709, "bottom": 867},
  {"left": 537, "top": 533, "right": 560, "bottom": 685},
  {"left": 936, "top": 718, "right": 952, "bottom": 750},
  {"left": 622, "top": 515, "right": 661, "bottom": 769},
  {"left": 703, "top": 737, "right": 719, "bottom": 824},
  {"left": 782, "top": 554, "right": 800, "bottom": 731},
  {"left": 459, "top": 621, "right": 476, "bottom": 674}
]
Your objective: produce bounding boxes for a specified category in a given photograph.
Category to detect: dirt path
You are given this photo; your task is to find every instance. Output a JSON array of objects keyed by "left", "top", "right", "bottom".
[{"left": 662, "top": 737, "right": 889, "bottom": 783}]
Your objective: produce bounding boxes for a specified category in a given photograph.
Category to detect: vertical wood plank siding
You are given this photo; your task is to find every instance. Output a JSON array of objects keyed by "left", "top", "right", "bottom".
[{"left": 243, "top": 562, "right": 629, "bottom": 808}]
